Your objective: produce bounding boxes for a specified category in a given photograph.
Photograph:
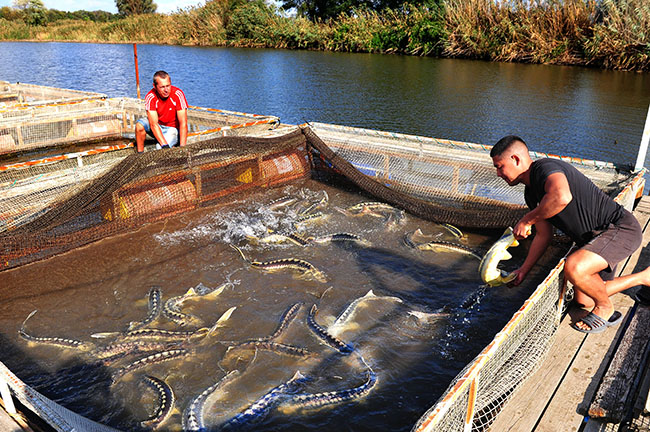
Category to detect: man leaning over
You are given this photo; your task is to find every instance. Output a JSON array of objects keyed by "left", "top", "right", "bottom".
[
  {"left": 491, "top": 135, "right": 650, "bottom": 334},
  {"left": 135, "top": 70, "right": 188, "bottom": 153}
]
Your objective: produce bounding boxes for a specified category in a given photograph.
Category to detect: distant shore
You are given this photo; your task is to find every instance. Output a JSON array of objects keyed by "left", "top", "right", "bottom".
[{"left": 0, "top": 0, "right": 648, "bottom": 72}]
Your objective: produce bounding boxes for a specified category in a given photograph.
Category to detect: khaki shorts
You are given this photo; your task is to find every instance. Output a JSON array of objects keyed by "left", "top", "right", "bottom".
[{"left": 581, "top": 209, "right": 642, "bottom": 281}]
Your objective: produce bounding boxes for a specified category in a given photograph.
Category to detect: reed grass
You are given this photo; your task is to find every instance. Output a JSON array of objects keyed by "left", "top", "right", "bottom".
[{"left": 0, "top": 0, "right": 647, "bottom": 70}]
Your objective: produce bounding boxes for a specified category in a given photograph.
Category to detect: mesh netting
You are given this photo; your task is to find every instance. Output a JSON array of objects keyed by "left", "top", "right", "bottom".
[
  {"left": 304, "top": 122, "right": 635, "bottom": 229},
  {"left": 0, "top": 129, "right": 309, "bottom": 270}
]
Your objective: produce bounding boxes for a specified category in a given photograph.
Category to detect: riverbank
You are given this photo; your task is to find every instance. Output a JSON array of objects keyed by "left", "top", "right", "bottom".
[{"left": 0, "top": 0, "right": 648, "bottom": 71}]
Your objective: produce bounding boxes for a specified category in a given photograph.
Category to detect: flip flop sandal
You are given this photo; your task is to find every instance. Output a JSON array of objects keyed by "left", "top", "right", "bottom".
[
  {"left": 633, "top": 289, "right": 650, "bottom": 306},
  {"left": 571, "top": 310, "right": 622, "bottom": 334}
]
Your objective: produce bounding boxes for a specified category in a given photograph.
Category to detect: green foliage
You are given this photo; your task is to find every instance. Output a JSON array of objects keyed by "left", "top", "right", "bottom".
[
  {"left": 115, "top": 0, "right": 157, "bottom": 16},
  {"left": 13, "top": 0, "right": 46, "bottom": 25},
  {"left": 226, "top": 0, "right": 272, "bottom": 40}
]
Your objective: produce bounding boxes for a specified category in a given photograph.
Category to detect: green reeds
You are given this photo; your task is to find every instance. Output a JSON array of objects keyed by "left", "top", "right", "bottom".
[{"left": 0, "top": 0, "right": 647, "bottom": 70}]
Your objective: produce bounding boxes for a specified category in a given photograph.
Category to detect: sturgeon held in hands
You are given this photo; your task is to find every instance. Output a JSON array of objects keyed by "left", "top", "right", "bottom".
[
  {"left": 230, "top": 244, "right": 327, "bottom": 283},
  {"left": 140, "top": 375, "right": 175, "bottom": 429},
  {"left": 479, "top": 227, "right": 520, "bottom": 287},
  {"left": 19, "top": 310, "right": 94, "bottom": 351}
]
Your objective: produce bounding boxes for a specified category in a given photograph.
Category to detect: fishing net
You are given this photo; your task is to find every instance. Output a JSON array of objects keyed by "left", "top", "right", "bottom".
[
  {"left": 0, "top": 128, "right": 309, "bottom": 270},
  {"left": 304, "top": 122, "right": 636, "bottom": 229}
]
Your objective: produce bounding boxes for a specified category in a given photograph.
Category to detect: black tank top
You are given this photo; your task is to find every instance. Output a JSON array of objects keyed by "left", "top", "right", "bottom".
[{"left": 524, "top": 159, "right": 623, "bottom": 246}]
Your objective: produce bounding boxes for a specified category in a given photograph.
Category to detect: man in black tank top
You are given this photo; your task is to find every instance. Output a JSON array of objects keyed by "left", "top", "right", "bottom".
[{"left": 491, "top": 135, "right": 647, "bottom": 334}]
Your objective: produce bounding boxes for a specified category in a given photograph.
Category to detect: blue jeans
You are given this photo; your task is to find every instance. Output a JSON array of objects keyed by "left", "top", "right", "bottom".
[{"left": 136, "top": 118, "right": 179, "bottom": 149}]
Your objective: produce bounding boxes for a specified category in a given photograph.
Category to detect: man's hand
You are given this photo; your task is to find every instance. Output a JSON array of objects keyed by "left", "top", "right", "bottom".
[
  {"left": 508, "top": 268, "right": 528, "bottom": 286},
  {"left": 513, "top": 220, "right": 533, "bottom": 240}
]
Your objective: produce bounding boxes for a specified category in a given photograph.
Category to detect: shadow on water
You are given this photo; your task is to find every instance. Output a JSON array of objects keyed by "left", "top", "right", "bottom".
[{"left": 0, "top": 331, "right": 146, "bottom": 431}]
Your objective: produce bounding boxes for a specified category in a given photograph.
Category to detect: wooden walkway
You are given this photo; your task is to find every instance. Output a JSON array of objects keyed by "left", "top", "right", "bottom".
[{"left": 491, "top": 196, "right": 650, "bottom": 432}]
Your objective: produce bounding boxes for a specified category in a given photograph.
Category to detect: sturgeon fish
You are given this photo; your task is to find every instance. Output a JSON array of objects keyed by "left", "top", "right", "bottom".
[
  {"left": 140, "top": 375, "right": 175, "bottom": 429},
  {"left": 346, "top": 201, "right": 398, "bottom": 214},
  {"left": 247, "top": 232, "right": 310, "bottom": 247},
  {"left": 229, "top": 341, "right": 312, "bottom": 358},
  {"left": 230, "top": 244, "right": 327, "bottom": 283},
  {"left": 162, "top": 282, "right": 233, "bottom": 327},
  {"left": 264, "top": 302, "right": 303, "bottom": 341},
  {"left": 19, "top": 310, "right": 94, "bottom": 351},
  {"left": 282, "top": 369, "right": 377, "bottom": 411},
  {"left": 479, "top": 227, "right": 519, "bottom": 286},
  {"left": 92, "top": 340, "right": 184, "bottom": 364},
  {"left": 441, "top": 223, "right": 465, "bottom": 240},
  {"left": 309, "top": 233, "right": 370, "bottom": 246},
  {"left": 267, "top": 195, "right": 298, "bottom": 211},
  {"left": 219, "top": 370, "right": 308, "bottom": 430},
  {"left": 307, "top": 305, "right": 353, "bottom": 355},
  {"left": 111, "top": 348, "right": 192, "bottom": 384},
  {"left": 293, "top": 212, "right": 326, "bottom": 227},
  {"left": 127, "top": 286, "right": 163, "bottom": 332},
  {"left": 182, "top": 370, "right": 240, "bottom": 432},
  {"left": 403, "top": 230, "right": 482, "bottom": 259},
  {"left": 329, "top": 290, "right": 403, "bottom": 336}
]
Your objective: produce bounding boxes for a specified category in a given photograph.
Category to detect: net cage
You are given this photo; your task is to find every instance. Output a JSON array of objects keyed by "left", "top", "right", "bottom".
[
  {"left": 0, "top": 117, "right": 645, "bottom": 432},
  {"left": 0, "top": 81, "right": 107, "bottom": 108},
  {"left": 0, "top": 96, "right": 280, "bottom": 155}
]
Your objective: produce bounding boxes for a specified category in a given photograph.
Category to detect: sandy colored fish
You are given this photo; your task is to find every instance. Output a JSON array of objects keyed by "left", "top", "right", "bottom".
[
  {"left": 329, "top": 290, "right": 403, "bottom": 336},
  {"left": 479, "top": 227, "right": 519, "bottom": 287},
  {"left": 404, "top": 230, "right": 482, "bottom": 259},
  {"left": 111, "top": 348, "right": 192, "bottom": 384},
  {"left": 441, "top": 223, "right": 466, "bottom": 240},
  {"left": 140, "top": 375, "right": 175, "bottom": 429},
  {"left": 19, "top": 310, "right": 94, "bottom": 351},
  {"left": 183, "top": 370, "right": 240, "bottom": 432},
  {"left": 267, "top": 195, "right": 298, "bottom": 210}
]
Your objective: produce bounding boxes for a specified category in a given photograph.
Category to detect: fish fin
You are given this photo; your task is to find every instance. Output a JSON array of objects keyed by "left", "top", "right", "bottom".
[
  {"left": 209, "top": 306, "right": 237, "bottom": 334},
  {"left": 363, "top": 290, "right": 376, "bottom": 298}
]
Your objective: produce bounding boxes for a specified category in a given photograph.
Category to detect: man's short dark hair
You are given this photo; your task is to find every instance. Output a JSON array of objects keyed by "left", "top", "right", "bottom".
[
  {"left": 490, "top": 135, "right": 527, "bottom": 158},
  {"left": 153, "top": 70, "right": 170, "bottom": 85}
]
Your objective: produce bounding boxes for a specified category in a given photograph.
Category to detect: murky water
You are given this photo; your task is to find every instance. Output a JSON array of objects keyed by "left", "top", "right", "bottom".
[{"left": 0, "top": 179, "right": 567, "bottom": 431}]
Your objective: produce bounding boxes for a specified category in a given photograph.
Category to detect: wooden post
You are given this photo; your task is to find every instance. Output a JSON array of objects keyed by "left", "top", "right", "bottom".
[
  {"left": 0, "top": 376, "right": 16, "bottom": 414},
  {"left": 634, "top": 103, "right": 650, "bottom": 172},
  {"left": 133, "top": 43, "right": 141, "bottom": 100}
]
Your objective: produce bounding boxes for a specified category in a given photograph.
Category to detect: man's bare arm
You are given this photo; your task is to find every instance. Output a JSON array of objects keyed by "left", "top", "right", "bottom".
[
  {"left": 146, "top": 110, "right": 167, "bottom": 146},
  {"left": 177, "top": 109, "right": 188, "bottom": 147},
  {"left": 514, "top": 171, "right": 572, "bottom": 239}
]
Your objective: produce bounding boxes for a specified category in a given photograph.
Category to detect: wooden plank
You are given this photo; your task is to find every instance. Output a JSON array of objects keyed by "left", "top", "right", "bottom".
[
  {"left": 587, "top": 301, "right": 650, "bottom": 421},
  {"left": 489, "top": 198, "right": 650, "bottom": 432}
]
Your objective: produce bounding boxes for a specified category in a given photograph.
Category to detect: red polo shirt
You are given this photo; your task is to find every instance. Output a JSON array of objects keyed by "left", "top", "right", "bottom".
[{"left": 144, "top": 85, "right": 188, "bottom": 129}]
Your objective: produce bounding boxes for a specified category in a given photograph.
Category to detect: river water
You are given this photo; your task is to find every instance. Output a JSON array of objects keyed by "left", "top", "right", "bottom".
[
  {"left": 0, "top": 41, "right": 647, "bottom": 431},
  {"left": 1, "top": 41, "right": 650, "bottom": 166}
]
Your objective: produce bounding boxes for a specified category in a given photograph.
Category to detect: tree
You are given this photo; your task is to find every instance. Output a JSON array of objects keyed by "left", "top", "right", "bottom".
[
  {"left": 12, "top": 0, "right": 46, "bottom": 25},
  {"left": 115, "top": 0, "right": 157, "bottom": 15}
]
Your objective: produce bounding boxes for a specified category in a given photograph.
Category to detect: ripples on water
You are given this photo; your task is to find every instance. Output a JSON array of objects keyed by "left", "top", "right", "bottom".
[{"left": 0, "top": 179, "right": 556, "bottom": 431}]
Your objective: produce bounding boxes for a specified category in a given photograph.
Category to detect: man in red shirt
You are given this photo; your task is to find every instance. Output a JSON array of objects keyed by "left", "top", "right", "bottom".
[{"left": 135, "top": 71, "right": 188, "bottom": 153}]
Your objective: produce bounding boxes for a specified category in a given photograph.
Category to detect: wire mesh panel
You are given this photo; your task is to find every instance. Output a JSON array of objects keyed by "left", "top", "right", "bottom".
[{"left": 0, "top": 81, "right": 106, "bottom": 108}]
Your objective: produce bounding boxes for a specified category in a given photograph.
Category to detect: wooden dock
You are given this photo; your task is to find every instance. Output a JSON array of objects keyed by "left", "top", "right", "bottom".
[{"left": 491, "top": 195, "right": 650, "bottom": 432}]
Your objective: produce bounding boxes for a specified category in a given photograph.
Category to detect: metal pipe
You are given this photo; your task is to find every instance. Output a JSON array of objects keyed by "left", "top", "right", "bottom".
[
  {"left": 634, "top": 103, "right": 650, "bottom": 172},
  {"left": 133, "top": 43, "right": 141, "bottom": 99}
]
